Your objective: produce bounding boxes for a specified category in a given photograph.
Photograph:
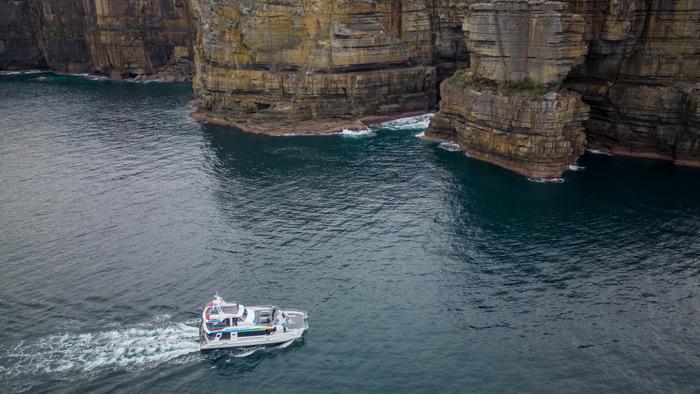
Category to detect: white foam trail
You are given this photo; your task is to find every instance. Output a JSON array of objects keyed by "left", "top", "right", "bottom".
[
  {"left": 233, "top": 346, "right": 265, "bottom": 358},
  {"left": 67, "top": 73, "right": 109, "bottom": 81},
  {"left": 415, "top": 131, "right": 426, "bottom": 138},
  {"left": 0, "top": 70, "right": 45, "bottom": 76},
  {"left": 1, "top": 322, "right": 200, "bottom": 379},
  {"left": 275, "top": 339, "right": 295, "bottom": 349},
  {"left": 340, "top": 127, "right": 374, "bottom": 138},
  {"left": 568, "top": 164, "right": 586, "bottom": 171},
  {"left": 527, "top": 177, "right": 565, "bottom": 184},
  {"left": 376, "top": 113, "right": 433, "bottom": 131},
  {"left": 586, "top": 149, "right": 613, "bottom": 156},
  {"left": 438, "top": 141, "right": 461, "bottom": 152},
  {"left": 231, "top": 339, "right": 296, "bottom": 358}
]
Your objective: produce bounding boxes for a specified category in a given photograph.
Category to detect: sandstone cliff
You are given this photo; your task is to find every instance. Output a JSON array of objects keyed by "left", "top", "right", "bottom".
[
  {"left": 0, "top": 0, "right": 194, "bottom": 79},
  {"left": 190, "top": 0, "right": 451, "bottom": 134},
  {"left": 428, "top": 0, "right": 699, "bottom": 177},
  {"left": 1, "top": 0, "right": 699, "bottom": 174},
  {"left": 565, "top": 0, "right": 700, "bottom": 166},
  {"left": 427, "top": 0, "right": 589, "bottom": 179}
]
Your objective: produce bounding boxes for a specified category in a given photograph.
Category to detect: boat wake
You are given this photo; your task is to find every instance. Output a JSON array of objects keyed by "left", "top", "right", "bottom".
[
  {"left": 0, "top": 320, "right": 200, "bottom": 380},
  {"left": 230, "top": 339, "right": 296, "bottom": 358}
]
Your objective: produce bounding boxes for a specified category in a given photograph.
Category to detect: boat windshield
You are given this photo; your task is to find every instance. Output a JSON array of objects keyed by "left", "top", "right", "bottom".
[{"left": 221, "top": 305, "right": 239, "bottom": 314}]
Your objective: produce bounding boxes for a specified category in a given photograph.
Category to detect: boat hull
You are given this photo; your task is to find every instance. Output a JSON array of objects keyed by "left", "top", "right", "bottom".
[{"left": 200, "top": 329, "right": 305, "bottom": 350}]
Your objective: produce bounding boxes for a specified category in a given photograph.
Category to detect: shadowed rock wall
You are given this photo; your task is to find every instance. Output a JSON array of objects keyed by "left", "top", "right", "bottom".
[
  {"left": 427, "top": 0, "right": 589, "bottom": 179},
  {"left": 428, "top": 0, "right": 699, "bottom": 178},
  {"left": 565, "top": 0, "right": 700, "bottom": 166},
  {"left": 0, "top": 0, "right": 194, "bottom": 79}
]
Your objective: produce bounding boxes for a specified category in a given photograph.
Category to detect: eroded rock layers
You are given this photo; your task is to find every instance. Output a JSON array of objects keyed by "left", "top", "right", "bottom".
[
  {"left": 1, "top": 0, "right": 698, "bottom": 172},
  {"left": 190, "top": 0, "right": 457, "bottom": 134},
  {"left": 0, "top": 0, "right": 193, "bottom": 80},
  {"left": 429, "top": 0, "right": 699, "bottom": 177},
  {"left": 428, "top": 0, "right": 589, "bottom": 179},
  {"left": 565, "top": 0, "right": 700, "bottom": 166}
]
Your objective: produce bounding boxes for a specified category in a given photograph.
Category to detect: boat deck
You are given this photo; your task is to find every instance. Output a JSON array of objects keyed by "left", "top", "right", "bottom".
[{"left": 287, "top": 314, "right": 306, "bottom": 330}]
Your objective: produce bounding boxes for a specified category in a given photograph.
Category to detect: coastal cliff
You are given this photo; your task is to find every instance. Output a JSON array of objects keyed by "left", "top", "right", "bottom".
[
  {"left": 1, "top": 0, "right": 698, "bottom": 174},
  {"left": 565, "top": 0, "right": 700, "bottom": 166},
  {"left": 0, "top": 0, "right": 193, "bottom": 80},
  {"left": 427, "top": 0, "right": 699, "bottom": 177},
  {"left": 427, "top": 1, "right": 589, "bottom": 179},
  {"left": 189, "top": 0, "right": 451, "bottom": 134}
]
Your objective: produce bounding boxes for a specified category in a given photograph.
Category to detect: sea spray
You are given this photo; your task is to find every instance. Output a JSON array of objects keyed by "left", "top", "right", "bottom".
[
  {"left": 340, "top": 128, "right": 375, "bottom": 138},
  {"left": 375, "top": 114, "right": 433, "bottom": 131},
  {"left": 586, "top": 149, "right": 613, "bottom": 156},
  {"left": 438, "top": 141, "right": 461, "bottom": 152}
]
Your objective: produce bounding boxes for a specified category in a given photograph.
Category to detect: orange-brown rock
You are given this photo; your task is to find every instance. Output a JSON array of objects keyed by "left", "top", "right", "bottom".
[
  {"left": 465, "top": 0, "right": 587, "bottom": 86},
  {"left": 190, "top": 0, "right": 446, "bottom": 134},
  {"left": 428, "top": 1, "right": 589, "bottom": 179},
  {"left": 428, "top": 71, "right": 588, "bottom": 178}
]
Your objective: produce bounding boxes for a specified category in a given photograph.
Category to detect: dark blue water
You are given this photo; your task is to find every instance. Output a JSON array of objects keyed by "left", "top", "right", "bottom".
[{"left": 1, "top": 72, "right": 699, "bottom": 393}]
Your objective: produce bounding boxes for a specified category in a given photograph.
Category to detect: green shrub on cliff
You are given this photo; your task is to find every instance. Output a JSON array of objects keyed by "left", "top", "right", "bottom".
[
  {"left": 449, "top": 70, "right": 498, "bottom": 92},
  {"left": 502, "top": 79, "right": 548, "bottom": 99},
  {"left": 450, "top": 70, "right": 548, "bottom": 100}
]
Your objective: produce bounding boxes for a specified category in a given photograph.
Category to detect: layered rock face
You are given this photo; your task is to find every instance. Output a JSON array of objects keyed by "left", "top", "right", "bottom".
[
  {"left": 565, "top": 0, "right": 700, "bottom": 166},
  {"left": 430, "top": 75, "right": 588, "bottom": 178},
  {"left": 0, "top": 0, "right": 193, "bottom": 79},
  {"left": 465, "top": 1, "right": 587, "bottom": 86},
  {"left": 190, "top": 0, "right": 445, "bottom": 134},
  {"left": 428, "top": 0, "right": 589, "bottom": 179},
  {"left": 0, "top": 1, "right": 45, "bottom": 69}
]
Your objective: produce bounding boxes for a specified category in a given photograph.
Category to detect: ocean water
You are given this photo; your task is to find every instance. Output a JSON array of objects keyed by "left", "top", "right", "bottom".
[{"left": 0, "top": 73, "right": 699, "bottom": 393}]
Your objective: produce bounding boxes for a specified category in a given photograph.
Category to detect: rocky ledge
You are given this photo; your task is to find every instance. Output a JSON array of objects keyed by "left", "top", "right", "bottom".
[
  {"left": 429, "top": 71, "right": 588, "bottom": 179},
  {"left": 427, "top": 0, "right": 589, "bottom": 179}
]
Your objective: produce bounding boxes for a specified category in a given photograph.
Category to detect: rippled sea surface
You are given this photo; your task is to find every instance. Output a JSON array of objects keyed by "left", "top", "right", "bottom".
[{"left": 1, "top": 73, "right": 699, "bottom": 393}]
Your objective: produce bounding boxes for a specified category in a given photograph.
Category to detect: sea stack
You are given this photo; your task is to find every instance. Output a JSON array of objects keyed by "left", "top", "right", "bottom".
[{"left": 427, "top": 1, "right": 589, "bottom": 179}]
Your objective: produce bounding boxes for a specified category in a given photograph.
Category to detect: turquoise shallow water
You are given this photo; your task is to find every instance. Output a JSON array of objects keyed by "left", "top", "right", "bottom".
[{"left": 1, "top": 73, "right": 699, "bottom": 393}]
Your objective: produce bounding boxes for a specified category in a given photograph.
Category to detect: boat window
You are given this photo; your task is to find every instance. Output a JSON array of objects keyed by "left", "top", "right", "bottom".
[
  {"left": 221, "top": 305, "right": 239, "bottom": 314},
  {"left": 238, "top": 330, "right": 266, "bottom": 338},
  {"left": 241, "top": 308, "right": 248, "bottom": 319}
]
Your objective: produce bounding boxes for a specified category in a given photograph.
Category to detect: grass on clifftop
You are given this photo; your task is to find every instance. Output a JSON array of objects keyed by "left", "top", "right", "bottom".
[{"left": 449, "top": 70, "right": 548, "bottom": 100}]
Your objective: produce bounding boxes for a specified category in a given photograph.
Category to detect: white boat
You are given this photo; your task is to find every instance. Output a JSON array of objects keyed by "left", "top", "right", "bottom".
[{"left": 199, "top": 295, "right": 308, "bottom": 350}]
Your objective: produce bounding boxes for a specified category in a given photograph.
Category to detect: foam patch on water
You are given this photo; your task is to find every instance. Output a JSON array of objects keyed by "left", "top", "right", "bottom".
[
  {"left": 586, "top": 149, "right": 613, "bottom": 156},
  {"left": 340, "top": 128, "right": 375, "bottom": 138},
  {"left": 0, "top": 321, "right": 200, "bottom": 380},
  {"left": 68, "top": 73, "right": 110, "bottom": 81},
  {"left": 376, "top": 114, "right": 433, "bottom": 131},
  {"left": 527, "top": 177, "right": 565, "bottom": 184},
  {"left": 568, "top": 164, "right": 586, "bottom": 171},
  {"left": 438, "top": 141, "right": 461, "bottom": 152},
  {"left": 0, "top": 70, "right": 45, "bottom": 76},
  {"left": 415, "top": 131, "right": 426, "bottom": 138}
]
